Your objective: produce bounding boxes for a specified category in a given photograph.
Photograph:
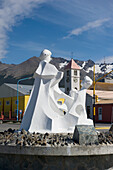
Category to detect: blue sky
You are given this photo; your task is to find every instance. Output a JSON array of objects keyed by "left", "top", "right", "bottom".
[{"left": 1, "top": 0, "right": 113, "bottom": 64}]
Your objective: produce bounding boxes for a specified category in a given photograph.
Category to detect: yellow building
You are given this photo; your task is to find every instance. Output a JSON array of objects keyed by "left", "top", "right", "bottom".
[
  {"left": 0, "top": 98, "right": 3, "bottom": 118},
  {"left": 0, "top": 83, "right": 32, "bottom": 120},
  {"left": 4, "top": 97, "right": 12, "bottom": 118},
  {"left": 0, "top": 83, "right": 66, "bottom": 120}
]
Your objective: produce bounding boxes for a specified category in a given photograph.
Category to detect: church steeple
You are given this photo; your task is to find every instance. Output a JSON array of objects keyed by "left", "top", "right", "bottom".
[
  {"left": 64, "top": 59, "right": 80, "bottom": 94},
  {"left": 65, "top": 59, "right": 80, "bottom": 70}
]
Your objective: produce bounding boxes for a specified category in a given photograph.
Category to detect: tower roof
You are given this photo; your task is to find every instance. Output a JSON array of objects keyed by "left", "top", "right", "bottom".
[{"left": 65, "top": 59, "right": 80, "bottom": 70}]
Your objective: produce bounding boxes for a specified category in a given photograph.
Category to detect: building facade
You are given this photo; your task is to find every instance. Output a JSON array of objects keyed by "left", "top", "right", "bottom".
[
  {"left": 64, "top": 59, "right": 80, "bottom": 94},
  {"left": 0, "top": 83, "right": 32, "bottom": 121},
  {"left": 95, "top": 100, "right": 113, "bottom": 123},
  {"left": 86, "top": 89, "right": 113, "bottom": 123}
]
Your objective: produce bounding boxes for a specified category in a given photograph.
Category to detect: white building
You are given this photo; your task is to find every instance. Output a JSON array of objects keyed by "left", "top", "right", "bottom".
[
  {"left": 64, "top": 59, "right": 80, "bottom": 94},
  {"left": 104, "top": 77, "right": 113, "bottom": 83}
]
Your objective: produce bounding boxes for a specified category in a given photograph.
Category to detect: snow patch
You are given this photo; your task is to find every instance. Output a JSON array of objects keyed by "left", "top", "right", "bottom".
[
  {"left": 95, "top": 65, "right": 102, "bottom": 74},
  {"left": 81, "top": 61, "right": 86, "bottom": 68},
  {"left": 106, "top": 64, "right": 113, "bottom": 73},
  {"left": 85, "top": 66, "right": 93, "bottom": 73},
  {"left": 59, "top": 61, "right": 68, "bottom": 69}
]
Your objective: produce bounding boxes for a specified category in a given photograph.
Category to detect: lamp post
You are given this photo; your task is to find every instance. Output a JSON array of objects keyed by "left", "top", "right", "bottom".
[
  {"left": 93, "top": 66, "right": 113, "bottom": 126},
  {"left": 17, "top": 77, "right": 32, "bottom": 121}
]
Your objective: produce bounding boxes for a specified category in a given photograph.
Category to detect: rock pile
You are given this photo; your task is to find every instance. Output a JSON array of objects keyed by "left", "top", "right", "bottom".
[
  {"left": 98, "top": 131, "right": 113, "bottom": 144},
  {"left": 0, "top": 129, "right": 74, "bottom": 147},
  {"left": 0, "top": 128, "right": 113, "bottom": 146}
]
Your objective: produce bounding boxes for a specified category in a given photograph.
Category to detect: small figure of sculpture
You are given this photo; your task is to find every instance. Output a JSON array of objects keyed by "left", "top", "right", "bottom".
[{"left": 20, "top": 49, "right": 93, "bottom": 133}]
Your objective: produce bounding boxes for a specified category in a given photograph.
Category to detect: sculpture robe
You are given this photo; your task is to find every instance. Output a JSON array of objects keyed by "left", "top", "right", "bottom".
[{"left": 20, "top": 60, "right": 66, "bottom": 133}]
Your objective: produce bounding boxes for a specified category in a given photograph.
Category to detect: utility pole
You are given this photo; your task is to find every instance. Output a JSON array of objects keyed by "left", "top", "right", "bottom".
[
  {"left": 93, "top": 64, "right": 96, "bottom": 126},
  {"left": 93, "top": 66, "right": 113, "bottom": 126},
  {"left": 17, "top": 77, "right": 32, "bottom": 121}
]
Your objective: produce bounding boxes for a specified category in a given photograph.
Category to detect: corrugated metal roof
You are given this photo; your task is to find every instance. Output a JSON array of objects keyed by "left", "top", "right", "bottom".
[
  {"left": 89, "top": 82, "right": 113, "bottom": 91},
  {"left": 4, "top": 83, "right": 33, "bottom": 95},
  {"left": 87, "top": 89, "right": 113, "bottom": 100}
]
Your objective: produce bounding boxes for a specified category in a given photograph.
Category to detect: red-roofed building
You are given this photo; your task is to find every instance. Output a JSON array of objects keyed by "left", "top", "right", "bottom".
[
  {"left": 64, "top": 59, "right": 80, "bottom": 94},
  {"left": 86, "top": 90, "right": 113, "bottom": 123},
  {"left": 65, "top": 59, "right": 80, "bottom": 70}
]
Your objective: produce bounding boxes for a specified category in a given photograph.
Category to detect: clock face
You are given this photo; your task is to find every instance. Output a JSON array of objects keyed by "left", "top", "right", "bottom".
[{"left": 74, "top": 78, "right": 78, "bottom": 83}]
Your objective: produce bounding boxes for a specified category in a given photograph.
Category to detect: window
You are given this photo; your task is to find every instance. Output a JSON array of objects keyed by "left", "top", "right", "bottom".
[
  {"left": 0, "top": 101, "right": 1, "bottom": 105},
  {"left": 74, "top": 70, "right": 77, "bottom": 75},
  {"left": 98, "top": 107, "right": 102, "bottom": 120},
  {"left": 6, "top": 101, "right": 10, "bottom": 105},
  {"left": 67, "top": 70, "right": 69, "bottom": 76}
]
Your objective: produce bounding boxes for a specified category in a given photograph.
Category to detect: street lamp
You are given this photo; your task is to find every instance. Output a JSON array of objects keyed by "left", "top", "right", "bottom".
[
  {"left": 17, "top": 77, "right": 32, "bottom": 121},
  {"left": 93, "top": 66, "right": 113, "bottom": 126}
]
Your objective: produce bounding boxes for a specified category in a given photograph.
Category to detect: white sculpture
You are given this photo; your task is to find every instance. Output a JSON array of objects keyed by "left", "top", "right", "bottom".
[{"left": 20, "top": 49, "right": 93, "bottom": 133}]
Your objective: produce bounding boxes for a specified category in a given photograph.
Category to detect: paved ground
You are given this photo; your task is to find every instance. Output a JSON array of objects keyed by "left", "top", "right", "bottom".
[
  {"left": 0, "top": 122, "right": 112, "bottom": 132},
  {"left": 0, "top": 122, "right": 20, "bottom": 132},
  {"left": 95, "top": 123, "right": 111, "bottom": 132}
]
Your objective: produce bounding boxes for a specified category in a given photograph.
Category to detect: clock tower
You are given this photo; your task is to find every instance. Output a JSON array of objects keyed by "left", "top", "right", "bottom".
[{"left": 64, "top": 59, "right": 80, "bottom": 94}]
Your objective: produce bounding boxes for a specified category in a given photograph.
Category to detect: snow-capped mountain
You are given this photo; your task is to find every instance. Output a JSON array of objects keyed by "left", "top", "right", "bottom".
[
  {"left": 58, "top": 58, "right": 113, "bottom": 81},
  {"left": 0, "top": 56, "right": 112, "bottom": 86}
]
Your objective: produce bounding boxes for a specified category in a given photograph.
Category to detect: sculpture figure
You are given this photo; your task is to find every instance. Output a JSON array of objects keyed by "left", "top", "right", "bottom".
[
  {"left": 20, "top": 49, "right": 93, "bottom": 133},
  {"left": 53, "top": 76, "right": 93, "bottom": 132}
]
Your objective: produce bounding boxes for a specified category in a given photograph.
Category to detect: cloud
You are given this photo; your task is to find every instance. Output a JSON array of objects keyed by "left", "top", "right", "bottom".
[
  {"left": 0, "top": 0, "right": 46, "bottom": 59},
  {"left": 64, "top": 18, "right": 110, "bottom": 39},
  {"left": 97, "top": 56, "right": 113, "bottom": 64}
]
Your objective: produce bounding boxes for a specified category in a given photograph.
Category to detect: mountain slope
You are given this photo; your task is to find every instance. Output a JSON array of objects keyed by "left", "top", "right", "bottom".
[{"left": 0, "top": 56, "right": 113, "bottom": 86}]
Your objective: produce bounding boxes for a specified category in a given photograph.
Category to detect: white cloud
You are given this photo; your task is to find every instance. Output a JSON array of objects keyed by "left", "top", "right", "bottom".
[
  {"left": 0, "top": 0, "right": 46, "bottom": 59},
  {"left": 64, "top": 18, "right": 110, "bottom": 39},
  {"left": 97, "top": 56, "right": 113, "bottom": 64}
]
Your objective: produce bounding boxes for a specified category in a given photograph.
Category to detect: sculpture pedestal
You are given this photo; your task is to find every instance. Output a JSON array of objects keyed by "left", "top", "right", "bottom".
[{"left": 73, "top": 125, "right": 98, "bottom": 145}]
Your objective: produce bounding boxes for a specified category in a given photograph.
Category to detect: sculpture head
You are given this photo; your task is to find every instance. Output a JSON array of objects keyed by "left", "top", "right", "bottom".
[
  {"left": 81, "top": 76, "right": 92, "bottom": 89},
  {"left": 70, "top": 89, "right": 78, "bottom": 99},
  {"left": 39, "top": 49, "right": 52, "bottom": 62}
]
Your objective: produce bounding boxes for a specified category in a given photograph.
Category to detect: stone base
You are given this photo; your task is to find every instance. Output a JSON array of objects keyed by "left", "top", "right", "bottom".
[
  {"left": 1, "top": 154, "right": 113, "bottom": 170},
  {"left": 73, "top": 125, "right": 98, "bottom": 145},
  {"left": 1, "top": 145, "right": 113, "bottom": 169}
]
